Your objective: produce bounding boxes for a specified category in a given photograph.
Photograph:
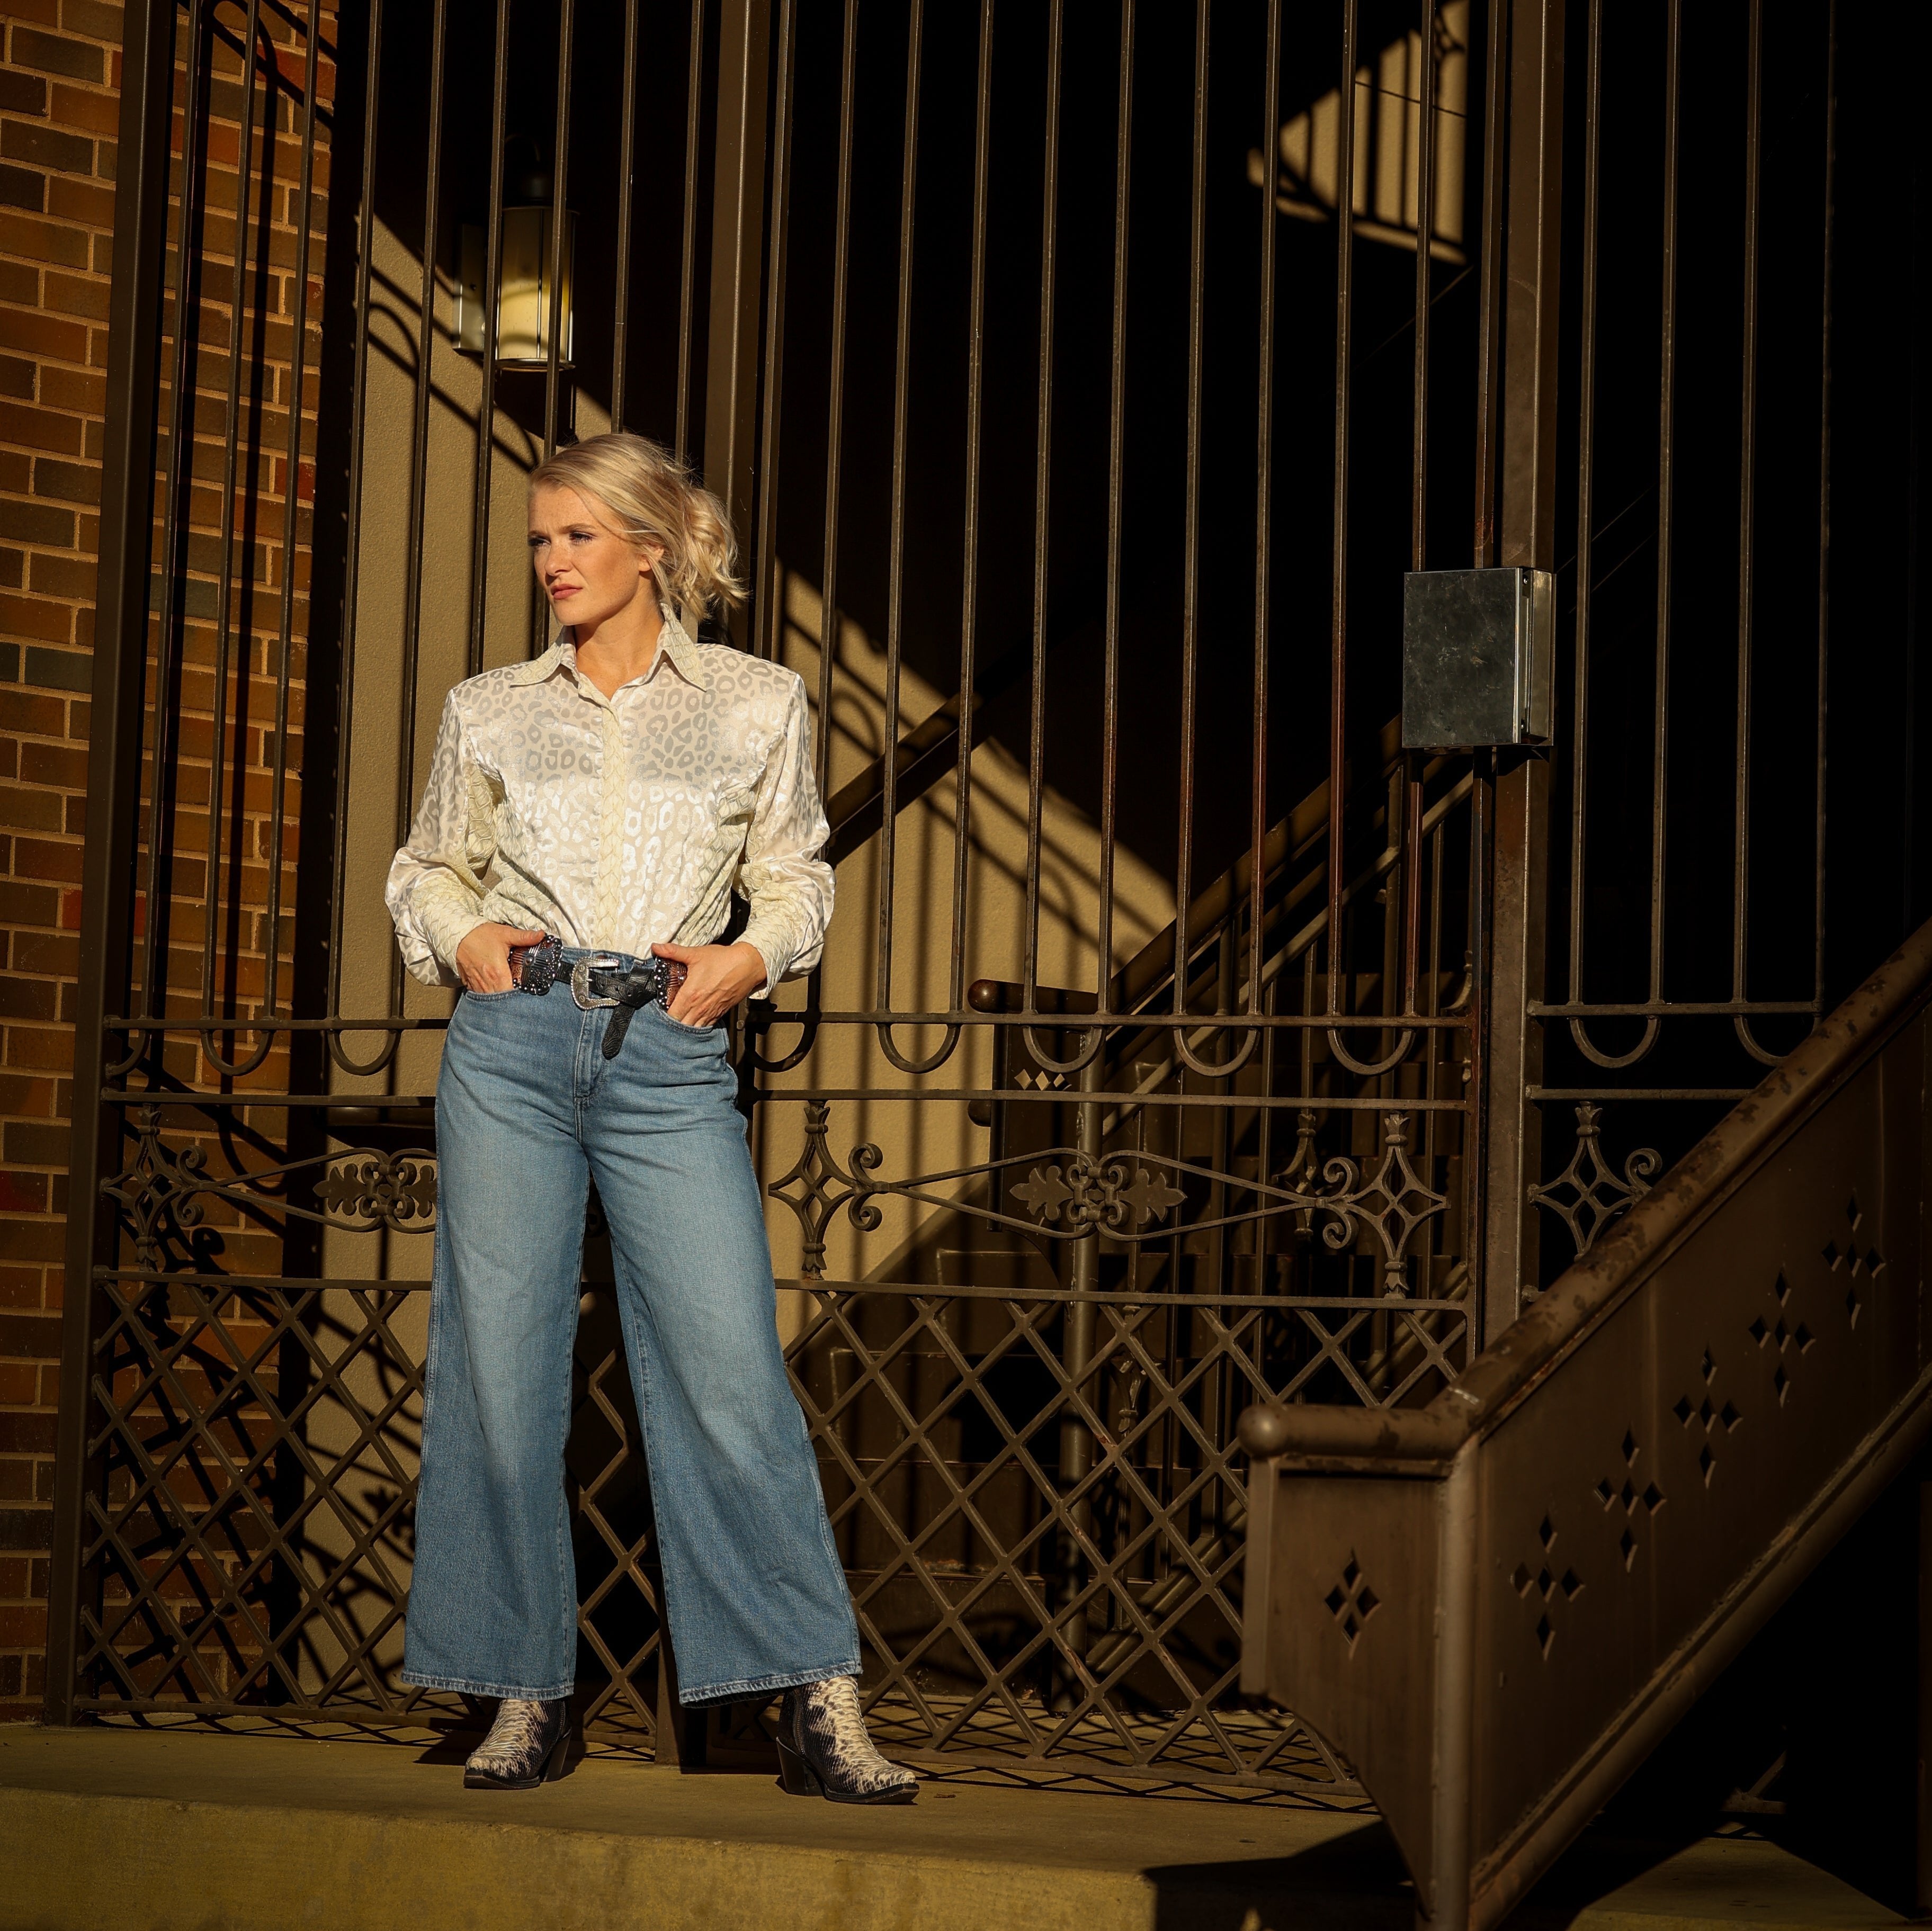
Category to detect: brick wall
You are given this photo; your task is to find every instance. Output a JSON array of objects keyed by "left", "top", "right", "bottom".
[
  {"left": 0, "top": 0, "right": 122, "bottom": 1727},
  {"left": 0, "top": 0, "right": 334, "bottom": 1720}
]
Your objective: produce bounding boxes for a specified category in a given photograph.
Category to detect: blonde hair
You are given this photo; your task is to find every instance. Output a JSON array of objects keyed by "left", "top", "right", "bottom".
[{"left": 529, "top": 431, "right": 745, "bottom": 619}]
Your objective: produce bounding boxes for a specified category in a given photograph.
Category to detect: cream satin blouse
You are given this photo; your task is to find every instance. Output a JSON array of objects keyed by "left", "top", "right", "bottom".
[{"left": 384, "top": 615, "right": 833, "bottom": 997}]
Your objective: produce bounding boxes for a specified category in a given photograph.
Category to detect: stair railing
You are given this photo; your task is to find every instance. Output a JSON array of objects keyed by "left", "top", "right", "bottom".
[{"left": 1238, "top": 916, "right": 1932, "bottom": 1931}]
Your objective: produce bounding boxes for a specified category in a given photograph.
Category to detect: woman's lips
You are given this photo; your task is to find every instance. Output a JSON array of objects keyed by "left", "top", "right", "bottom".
[{"left": 550, "top": 584, "right": 578, "bottom": 599}]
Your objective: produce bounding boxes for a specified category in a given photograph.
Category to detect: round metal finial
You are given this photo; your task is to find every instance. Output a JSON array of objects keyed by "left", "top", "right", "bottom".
[{"left": 1238, "top": 1403, "right": 1292, "bottom": 1459}]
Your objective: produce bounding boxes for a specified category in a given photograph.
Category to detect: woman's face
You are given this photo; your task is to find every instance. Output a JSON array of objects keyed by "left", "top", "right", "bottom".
[{"left": 527, "top": 483, "right": 659, "bottom": 632}]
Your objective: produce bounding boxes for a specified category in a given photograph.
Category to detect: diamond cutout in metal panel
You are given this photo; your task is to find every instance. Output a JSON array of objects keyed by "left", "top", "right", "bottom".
[{"left": 1323, "top": 1552, "right": 1382, "bottom": 1654}]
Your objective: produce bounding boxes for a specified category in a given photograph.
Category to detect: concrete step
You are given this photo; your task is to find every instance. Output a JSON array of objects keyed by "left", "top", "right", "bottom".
[{"left": 0, "top": 1725, "right": 1908, "bottom": 1931}]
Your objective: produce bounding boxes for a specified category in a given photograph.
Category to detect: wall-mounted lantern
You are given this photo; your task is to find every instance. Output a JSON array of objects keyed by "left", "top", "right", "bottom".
[{"left": 456, "top": 141, "right": 575, "bottom": 369}]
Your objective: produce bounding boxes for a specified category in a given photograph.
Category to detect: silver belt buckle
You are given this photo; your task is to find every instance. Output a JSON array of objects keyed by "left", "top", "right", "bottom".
[{"left": 570, "top": 954, "right": 625, "bottom": 1011}]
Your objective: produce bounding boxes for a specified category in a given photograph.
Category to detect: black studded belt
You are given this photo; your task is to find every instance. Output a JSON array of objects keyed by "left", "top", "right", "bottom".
[{"left": 510, "top": 937, "right": 689, "bottom": 1058}]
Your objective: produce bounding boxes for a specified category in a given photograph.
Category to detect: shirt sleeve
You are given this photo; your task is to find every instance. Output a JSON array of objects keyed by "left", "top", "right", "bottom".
[
  {"left": 384, "top": 693, "right": 497, "bottom": 987},
  {"left": 735, "top": 676, "right": 835, "bottom": 997}
]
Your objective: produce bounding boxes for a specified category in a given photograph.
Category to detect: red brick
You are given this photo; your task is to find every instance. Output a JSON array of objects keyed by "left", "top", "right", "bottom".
[
  {"left": 25, "top": 551, "right": 91, "bottom": 600},
  {"left": 2, "top": 1121, "right": 66, "bottom": 1166},
  {"left": 0, "top": 786, "right": 61, "bottom": 833},
  {"left": 44, "top": 80, "right": 114, "bottom": 137},
  {"left": 16, "top": 740, "right": 82, "bottom": 789},
  {"left": 0, "top": 1406, "right": 55, "bottom": 1452},
  {"left": 0, "top": 209, "right": 88, "bottom": 271},
  {"left": 0, "top": 594, "right": 71, "bottom": 643},
  {"left": 39, "top": 270, "right": 105, "bottom": 321},
  {"left": 0, "top": 309, "right": 85, "bottom": 370},
  {"left": 0, "top": 71, "right": 49, "bottom": 116},
  {"left": 59, "top": 1, "right": 123, "bottom": 44},
  {"left": 0, "top": 1173, "right": 46, "bottom": 1215},
  {"left": 11, "top": 930, "right": 74, "bottom": 977},
  {"left": 8, "top": 838, "right": 80, "bottom": 886},
  {"left": 0, "top": 399, "right": 80, "bottom": 454},
  {"left": 0, "top": 690, "right": 65, "bottom": 736},
  {"left": 9, "top": 29, "right": 103, "bottom": 85},
  {"left": 43, "top": 174, "right": 112, "bottom": 231},
  {"left": 4, "top": 1029, "right": 72, "bottom": 1073},
  {"left": 0, "top": 1076, "right": 52, "bottom": 1117}
]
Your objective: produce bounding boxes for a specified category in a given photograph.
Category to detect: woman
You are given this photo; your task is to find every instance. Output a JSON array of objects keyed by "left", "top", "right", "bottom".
[{"left": 386, "top": 432, "right": 914, "bottom": 1804}]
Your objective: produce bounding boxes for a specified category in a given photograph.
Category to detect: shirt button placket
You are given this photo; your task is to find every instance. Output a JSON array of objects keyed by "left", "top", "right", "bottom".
[{"left": 593, "top": 703, "right": 627, "bottom": 951}]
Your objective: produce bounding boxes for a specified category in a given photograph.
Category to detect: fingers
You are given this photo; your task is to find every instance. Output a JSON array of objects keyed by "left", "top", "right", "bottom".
[{"left": 650, "top": 941, "right": 698, "bottom": 962}]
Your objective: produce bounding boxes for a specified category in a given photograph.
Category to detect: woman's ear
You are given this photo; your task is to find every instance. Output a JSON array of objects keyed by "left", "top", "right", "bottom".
[{"left": 639, "top": 543, "right": 666, "bottom": 580}]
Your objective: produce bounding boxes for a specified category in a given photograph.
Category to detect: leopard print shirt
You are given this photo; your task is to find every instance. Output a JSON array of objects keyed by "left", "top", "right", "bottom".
[{"left": 385, "top": 612, "right": 832, "bottom": 996}]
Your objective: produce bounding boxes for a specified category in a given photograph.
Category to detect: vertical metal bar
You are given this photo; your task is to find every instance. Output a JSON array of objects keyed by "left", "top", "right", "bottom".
[
  {"left": 1169, "top": 0, "right": 1210, "bottom": 1021},
  {"left": 1814, "top": 4, "right": 1835, "bottom": 1005},
  {"left": 704, "top": 0, "right": 772, "bottom": 554},
  {"left": 1250, "top": 0, "right": 1278, "bottom": 1016},
  {"left": 539, "top": 0, "right": 575, "bottom": 466},
  {"left": 201, "top": 0, "right": 261, "bottom": 1014},
  {"left": 391, "top": 0, "right": 450, "bottom": 1013},
  {"left": 1731, "top": 0, "right": 1761, "bottom": 1022},
  {"left": 1411, "top": 0, "right": 1437, "bottom": 568},
  {"left": 1021, "top": 0, "right": 1065, "bottom": 1010},
  {"left": 1322, "top": 0, "right": 1356, "bottom": 1019},
  {"left": 1097, "top": 0, "right": 1131, "bottom": 1005},
  {"left": 1649, "top": 0, "right": 1680, "bottom": 1014},
  {"left": 674, "top": 0, "right": 705, "bottom": 462},
  {"left": 142, "top": 0, "right": 209, "bottom": 1015},
  {"left": 328, "top": 0, "right": 384, "bottom": 1016},
  {"left": 1471, "top": 0, "right": 1508, "bottom": 568},
  {"left": 466, "top": 0, "right": 511, "bottom": 679},
  {"left": 750, "top": 0, "right": 795, "bottom": 661},
  {"left": 47, "top": 0, "right": 180, "bottom": 1725},
  {"left": 1479, "top": 0, "right": 1563, "bottom": 1340},
  {"left": 1566, "top": 0, "right": 1601, "bottom": 1013},
  {"left": 263, "top": 0, "right": 325, "bottom": 1016},
  {"left": 875, "top": 0, "right": 924, "bottom": 1007},
  {"left": 949, "top": 0, "right": 997, "bottom": 1012},
  {"left": 815, "top": 0, "right": 858, "bottom": 793},
  {"left": 610, "top": 0, "right": 639, "bottom": 434},
  {"left": 1402, "top": 0, "right": 1437, "bottom": 1017},
  {"left": 1057, "top": 1052, "right": 1101, "bottom": 1665}
]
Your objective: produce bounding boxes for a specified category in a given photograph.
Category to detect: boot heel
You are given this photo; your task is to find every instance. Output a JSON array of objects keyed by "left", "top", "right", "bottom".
[
  {"left": 542, "top": 1720, "right": 573, "bottom": 1783},
  {"left": 775, "top": 1736, "right": 822, "bottom": 1798}
]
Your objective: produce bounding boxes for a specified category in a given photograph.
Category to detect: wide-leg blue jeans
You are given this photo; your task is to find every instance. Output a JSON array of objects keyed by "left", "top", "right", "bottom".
[{"left": 400, "top": 955, "right": 859, "bottom": 1704}]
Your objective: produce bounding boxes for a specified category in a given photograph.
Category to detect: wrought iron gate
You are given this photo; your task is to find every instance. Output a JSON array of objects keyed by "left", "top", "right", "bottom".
[{"left": 45, "top": 0, "right": 1855, "bottom": 1797}]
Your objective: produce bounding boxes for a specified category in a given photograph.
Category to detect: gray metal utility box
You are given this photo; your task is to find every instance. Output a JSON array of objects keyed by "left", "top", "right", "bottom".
[{"left": 1401, "top": 566, "right": 1554, "bottom": 750}]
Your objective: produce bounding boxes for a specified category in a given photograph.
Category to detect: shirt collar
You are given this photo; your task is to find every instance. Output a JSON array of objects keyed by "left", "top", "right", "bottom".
[{"left": 509, "top": 601, "right": 711, "bottom": 692}]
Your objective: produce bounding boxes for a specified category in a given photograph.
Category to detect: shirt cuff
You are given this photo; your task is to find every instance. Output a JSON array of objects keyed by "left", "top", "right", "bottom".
[
  {"left": 735, "top": 924, "right": 789, "bottom": 1001},
  {"left": 416, "top": 887, "right": 491, "bottom": 976}
]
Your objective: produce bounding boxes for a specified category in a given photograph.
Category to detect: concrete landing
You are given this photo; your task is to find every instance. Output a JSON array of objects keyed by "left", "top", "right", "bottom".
[{"left": 0, "top": 1726, "right": 1908, "bottom": 1931}]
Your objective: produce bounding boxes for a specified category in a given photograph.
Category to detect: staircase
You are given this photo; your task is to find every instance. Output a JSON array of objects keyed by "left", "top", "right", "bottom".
[{"left": 1238, "top": 919, "right": 1932, "bottom": 1931}]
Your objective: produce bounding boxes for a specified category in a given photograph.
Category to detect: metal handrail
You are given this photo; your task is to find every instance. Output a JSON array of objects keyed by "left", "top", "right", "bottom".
[{"left": 1238, "top": 914, "right": 1932, "bottom": 1931}]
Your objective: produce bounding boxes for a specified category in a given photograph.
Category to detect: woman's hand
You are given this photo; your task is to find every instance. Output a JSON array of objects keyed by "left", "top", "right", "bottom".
[
  {"left": 652, "top": 939, "right": 767, "bottom": 1027},
  {"left": 455, "top": 922, "right": 546, "bottom": 993}
]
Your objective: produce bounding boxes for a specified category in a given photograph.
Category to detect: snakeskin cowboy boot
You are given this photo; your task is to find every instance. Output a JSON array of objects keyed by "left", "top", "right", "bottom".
[
  {"left": 775, "top": 1677, "right": 918, "bottom": 1804},
  {"left": 463, "top": 1696, "right": 573, "bottom": 1791}
]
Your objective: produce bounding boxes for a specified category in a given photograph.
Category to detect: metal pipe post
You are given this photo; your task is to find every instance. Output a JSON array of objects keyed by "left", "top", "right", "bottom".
[
  {"left": 1480, "top": 0, "right": 1564, "bottom": 1342},
  {"left": 44, "top": 0, "right": 179, "bottom": 1723},
  {"left": 704, "top": 0, "right": 773, "bottom": 561}
]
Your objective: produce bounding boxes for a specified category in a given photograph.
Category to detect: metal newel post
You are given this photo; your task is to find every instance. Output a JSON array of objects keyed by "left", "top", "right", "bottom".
[{"left": 1480, "top": 0, "right": 1565, "bottom": 1345}]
